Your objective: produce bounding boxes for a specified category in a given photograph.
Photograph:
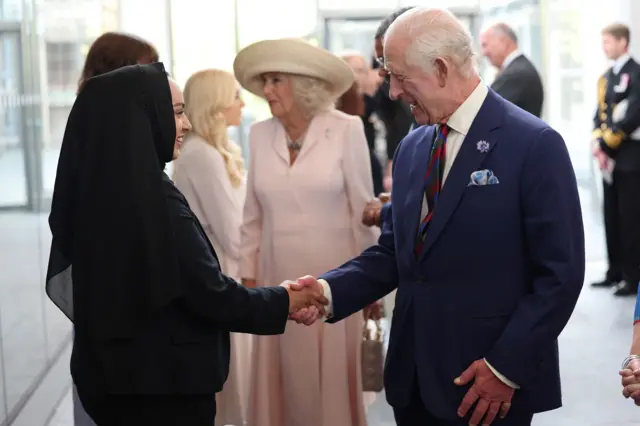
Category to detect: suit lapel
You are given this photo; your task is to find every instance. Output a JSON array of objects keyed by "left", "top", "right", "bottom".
[
  {"left": 418, "top": 91, "right": 504, "bottom": 261},
  {"left": 293, "top": 114, "right": 327, "bottom": 164},
  {"left": 400, "top": 126, "right": 435, "bottom": 260},
  {"left": 272, "top": 121, "right": 289, "bottom": 164}
]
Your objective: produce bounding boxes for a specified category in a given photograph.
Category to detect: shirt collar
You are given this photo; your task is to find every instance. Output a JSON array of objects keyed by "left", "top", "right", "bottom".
[
  {"left": 446, "top": 82, "right": 488, "bottom": 136},
  {"left": 502, "top": 50, "right": 523, "bottom": 71},
  {"left": 612, "top": 54, "right": 631, "bottom": 75}
]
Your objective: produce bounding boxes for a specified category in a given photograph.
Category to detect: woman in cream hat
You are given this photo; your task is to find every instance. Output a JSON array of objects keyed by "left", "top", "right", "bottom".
[{"left": 235, "top": 38, "right": 380, "bottom": 426}]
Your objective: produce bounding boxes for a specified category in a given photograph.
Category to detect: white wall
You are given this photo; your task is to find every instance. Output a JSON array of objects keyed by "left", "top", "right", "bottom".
[{"left": 118, "top": 0, "right": 173, "bottom": 72}]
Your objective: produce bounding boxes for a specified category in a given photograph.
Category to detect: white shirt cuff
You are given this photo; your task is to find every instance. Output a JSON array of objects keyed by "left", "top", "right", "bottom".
[
  {"left": 484, "top": 358, "right": 519, "bottom": 389},
  {"left": 317, "top": 279, "right": 334, "bottom": 320}
]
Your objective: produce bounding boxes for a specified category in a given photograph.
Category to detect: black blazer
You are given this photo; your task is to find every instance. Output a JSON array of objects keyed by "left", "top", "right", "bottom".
[
  {"left": 374, "top": 80, "right": 416, "bottom": 159},
  {"left": 594, "top": 58, "right": 640, "bottom": 170},
  {"left": 71, "top": 175, "right": 290, "bottom": 397},
  {"left": 490, "top": 55, "right": 544, "bottom": 118}
]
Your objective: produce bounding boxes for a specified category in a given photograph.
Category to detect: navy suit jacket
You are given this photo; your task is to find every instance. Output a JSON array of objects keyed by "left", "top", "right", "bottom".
[{"left": 321, "top": 89, "right": 585, "bottom": 419}]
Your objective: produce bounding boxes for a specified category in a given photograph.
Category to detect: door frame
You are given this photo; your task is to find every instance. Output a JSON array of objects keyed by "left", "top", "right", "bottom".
[
  {"left": 0, "top": 20, "right": 44, "bottom": 212},
  {"left": 0, "top": 21, "right": 28, "bottom": 210}
]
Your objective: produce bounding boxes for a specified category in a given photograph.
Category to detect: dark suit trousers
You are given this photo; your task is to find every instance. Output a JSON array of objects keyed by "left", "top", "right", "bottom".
[
  {"left": 615, "top": 170, "right": 640, "bottom": 285},
  {"left": 394, "top": 381, "right": 532, "bottom": 426},
  {"left": 603, "top": 178, "right": 623, "bottom": 281},
  {"left": 78, "top": 393, "right": 216, "bottom": 426}
]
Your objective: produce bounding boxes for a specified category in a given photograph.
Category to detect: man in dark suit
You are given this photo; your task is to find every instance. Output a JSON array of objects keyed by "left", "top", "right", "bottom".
[
  {"left": 592, "top": 23, "right": 640, "bottom": 296},
  {"left": 372, "top": 6, "right": 416, "bottom": 191},
  {"left": 291, "top": 7, "right": 584, "bottom": 426},
  {"left": 480, "top": 23, "right": 544, "bottom": 118}
]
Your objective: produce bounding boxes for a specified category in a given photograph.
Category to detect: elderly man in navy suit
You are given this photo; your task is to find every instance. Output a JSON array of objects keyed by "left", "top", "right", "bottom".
[{"left": 290, "top": 7, "right": 585, "bottom": 426}]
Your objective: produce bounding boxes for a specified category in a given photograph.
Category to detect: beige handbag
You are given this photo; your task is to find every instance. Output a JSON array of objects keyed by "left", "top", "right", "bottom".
[{"left": 361, "top": 319, "right": 385, "bottom": 392}]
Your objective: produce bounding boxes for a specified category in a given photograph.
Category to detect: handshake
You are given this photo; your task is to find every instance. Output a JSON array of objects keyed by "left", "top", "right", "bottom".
[{"left": 280, "top": 276, "right": 328, "bottom": 326}]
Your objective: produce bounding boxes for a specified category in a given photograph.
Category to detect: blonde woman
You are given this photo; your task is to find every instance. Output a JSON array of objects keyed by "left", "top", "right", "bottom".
[
  {"left": 172, "top": 69, "right": 249, "bottom": 426},
  {"left": 234, "top": 38, "right": 380, "bottom": 426}
]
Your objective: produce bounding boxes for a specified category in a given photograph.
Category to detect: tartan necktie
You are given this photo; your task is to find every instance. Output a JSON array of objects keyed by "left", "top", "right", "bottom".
[{"left": 414, "top": 124, "right": 449, "bottom": 255}]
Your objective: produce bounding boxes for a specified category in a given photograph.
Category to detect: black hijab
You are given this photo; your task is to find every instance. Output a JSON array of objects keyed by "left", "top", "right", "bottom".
[{"left": 46, "top": 62, "right": 181, "bottom": 339}]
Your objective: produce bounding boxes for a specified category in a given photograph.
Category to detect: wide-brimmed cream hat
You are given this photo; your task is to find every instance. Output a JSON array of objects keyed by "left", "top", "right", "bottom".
[{"left": 233, "top": 38, "right": 355, "bottom": 100}]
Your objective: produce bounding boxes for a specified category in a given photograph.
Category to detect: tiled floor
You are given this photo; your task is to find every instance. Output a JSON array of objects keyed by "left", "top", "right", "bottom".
[
  {"left": 46, "top": 187, "right": 640, "bottom": 425},
  {"left": 0, "top": 211, "right": 72, "bottom": 423}
]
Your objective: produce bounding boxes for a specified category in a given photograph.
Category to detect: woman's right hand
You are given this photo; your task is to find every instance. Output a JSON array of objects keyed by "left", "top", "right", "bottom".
[{"left": 242, "top": 279, "right": 257, "bottom": 288}]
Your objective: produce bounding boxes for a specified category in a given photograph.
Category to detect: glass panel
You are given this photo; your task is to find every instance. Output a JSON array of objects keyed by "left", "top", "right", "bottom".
[
  {"left": 0, "top": 30, "right": 27, "bottom": 207},
  {"left": 325, "top": 19, "right": 380, "bottom": 57},
  {"left": 545, "top": 0, "right": 590, "bottom": 181},
  {"left": 0, "top": 14, "right": 51, "bottom": 415},
  {"left": 0, "top": 0, "right": 22, "bottom": 20}
]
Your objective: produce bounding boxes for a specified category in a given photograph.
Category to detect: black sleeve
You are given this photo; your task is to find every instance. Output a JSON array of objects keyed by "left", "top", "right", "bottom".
[
  {"left": 600, "top": 68, "right": 640, "bottom": 156},
  {"left": 374, "top": 82, "right": 413, "bottom": 159},
  {"left": 172, "top": 201, "right": 290, "bottom": 335},
  {"left": 593, "top": 73, "right": 606, "bottom": 140}
]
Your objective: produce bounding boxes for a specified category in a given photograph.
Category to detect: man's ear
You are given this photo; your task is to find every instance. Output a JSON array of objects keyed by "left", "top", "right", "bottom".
[{"left": 434, "top": 57, "right": 449, "bottom": 88}]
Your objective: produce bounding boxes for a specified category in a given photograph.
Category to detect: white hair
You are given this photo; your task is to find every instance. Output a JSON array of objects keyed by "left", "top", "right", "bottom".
[
  {"left": 385, "top": 7, "right": 477, "bottom": 78},
  {"left": 288, "top": 74, "right": 334, "bottom": 118}
]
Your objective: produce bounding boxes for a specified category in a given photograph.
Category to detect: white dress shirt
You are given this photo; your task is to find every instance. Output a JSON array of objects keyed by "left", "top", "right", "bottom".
[
  {"left": 612, "top": 53, "right": 631, "bottom": 75},
  {"left": 501, "top": 49, "right": 523, "bottom": 71},
  {"left": 316, "top": 82, "right": 520, "bottom": 389}
]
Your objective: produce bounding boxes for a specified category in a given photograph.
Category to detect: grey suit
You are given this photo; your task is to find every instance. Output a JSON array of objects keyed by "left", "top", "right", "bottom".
[{"left": 491, "top": 54, "right": 544, "bottom": 118}]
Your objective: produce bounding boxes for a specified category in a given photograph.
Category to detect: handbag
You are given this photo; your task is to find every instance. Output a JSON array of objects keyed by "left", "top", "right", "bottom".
[{"left": 361, "top": 319, "right": 385, "bottom": 392}]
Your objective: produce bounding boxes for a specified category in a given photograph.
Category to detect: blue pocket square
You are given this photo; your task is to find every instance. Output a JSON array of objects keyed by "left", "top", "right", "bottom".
[{"left": 468, "top": 169, "right": 499, "bottom": 186}]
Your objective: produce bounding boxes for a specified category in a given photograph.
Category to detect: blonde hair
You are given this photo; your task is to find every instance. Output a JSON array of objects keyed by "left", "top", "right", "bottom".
[{"left": 183, "top": 69, "right": 245, "bottom": 188}]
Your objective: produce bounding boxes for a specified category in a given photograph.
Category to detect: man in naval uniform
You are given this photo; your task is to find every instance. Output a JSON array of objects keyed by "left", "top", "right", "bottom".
[{"left": 592, "top": 23, "right": 640, "bottom": 296}]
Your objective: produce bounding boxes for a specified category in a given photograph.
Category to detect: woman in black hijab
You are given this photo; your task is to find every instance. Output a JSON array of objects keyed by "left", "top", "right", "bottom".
[{"left": 45, "top": 62, "right": 326, "bottom": 425}]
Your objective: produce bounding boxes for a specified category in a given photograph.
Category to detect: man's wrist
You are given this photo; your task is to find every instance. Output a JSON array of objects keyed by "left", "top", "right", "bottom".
[
  {"left": 622, "top": 355, "right": 640, "bottom": 369},
  {"left": 317, "top": 279, "right": 334, "bottom": 320},
  {"left": 484, "top": 358, "right": 520, "bottom": 389}
]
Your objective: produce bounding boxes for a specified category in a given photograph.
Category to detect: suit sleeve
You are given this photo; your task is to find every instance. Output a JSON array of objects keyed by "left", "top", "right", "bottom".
[
  {"left": 172, "top": 201, "right": 289, "bottom": 335},
  {"left": 239, "top": 125, "right": 262, "bottom": 280},
  {"left": 485, "top": 128, "right": 585, "bottom": 387},
  {"left": 320, "top": 142, "right": 403, "bottom": 323},
  {"left": 593, "top": 74, "right": 606, "bottom": 140},
  {"left": 380, "top": 202, "right": 392, "bottom": 229},
  {"left": 600, "top": 69, "right": 640, "bottom": 155}
]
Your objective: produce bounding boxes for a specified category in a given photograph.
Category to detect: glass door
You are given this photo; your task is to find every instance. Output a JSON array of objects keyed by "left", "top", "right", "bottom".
[
  {"left": 322, "top": 11, "right": 479, "bottom": 57},
  {"left": 0, "top": 24, "right": 27, "bottom": 208}
]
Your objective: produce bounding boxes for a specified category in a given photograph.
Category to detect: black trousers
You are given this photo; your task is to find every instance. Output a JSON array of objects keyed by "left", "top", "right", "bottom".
[
  {"left": 78, "top": 392, "right": 216, "bottom": 426},
  {"left": 614, "top": 170, "right": 640, "bottom": 285},
  {"left": 603, "top": 178, "right": 623, "bottom": 281},
  {"left": 393, "top": 382, "right": 532, "bottom": 426}
]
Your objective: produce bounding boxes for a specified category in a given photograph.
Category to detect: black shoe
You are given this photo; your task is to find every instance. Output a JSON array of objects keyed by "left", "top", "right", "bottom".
[
  {"left": 591, "top": 278, "right": 619, "bottom": 288},
  {"left": 613, "top": 281, "right": 638, "bottom": 296}
]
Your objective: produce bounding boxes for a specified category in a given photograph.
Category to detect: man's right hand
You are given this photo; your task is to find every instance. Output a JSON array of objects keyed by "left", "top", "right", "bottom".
[
  {"left": 362, "top": 193, "right": 391, "bottom": 227},
  {"left": 287, "top": 276, "right": 326, "bottom": 325},
  {"left": 280, "top": 279, "right": 327, "bottom": 316},
  {"left": 592, "top": 139, "right": 610, "bottom": 170}
]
